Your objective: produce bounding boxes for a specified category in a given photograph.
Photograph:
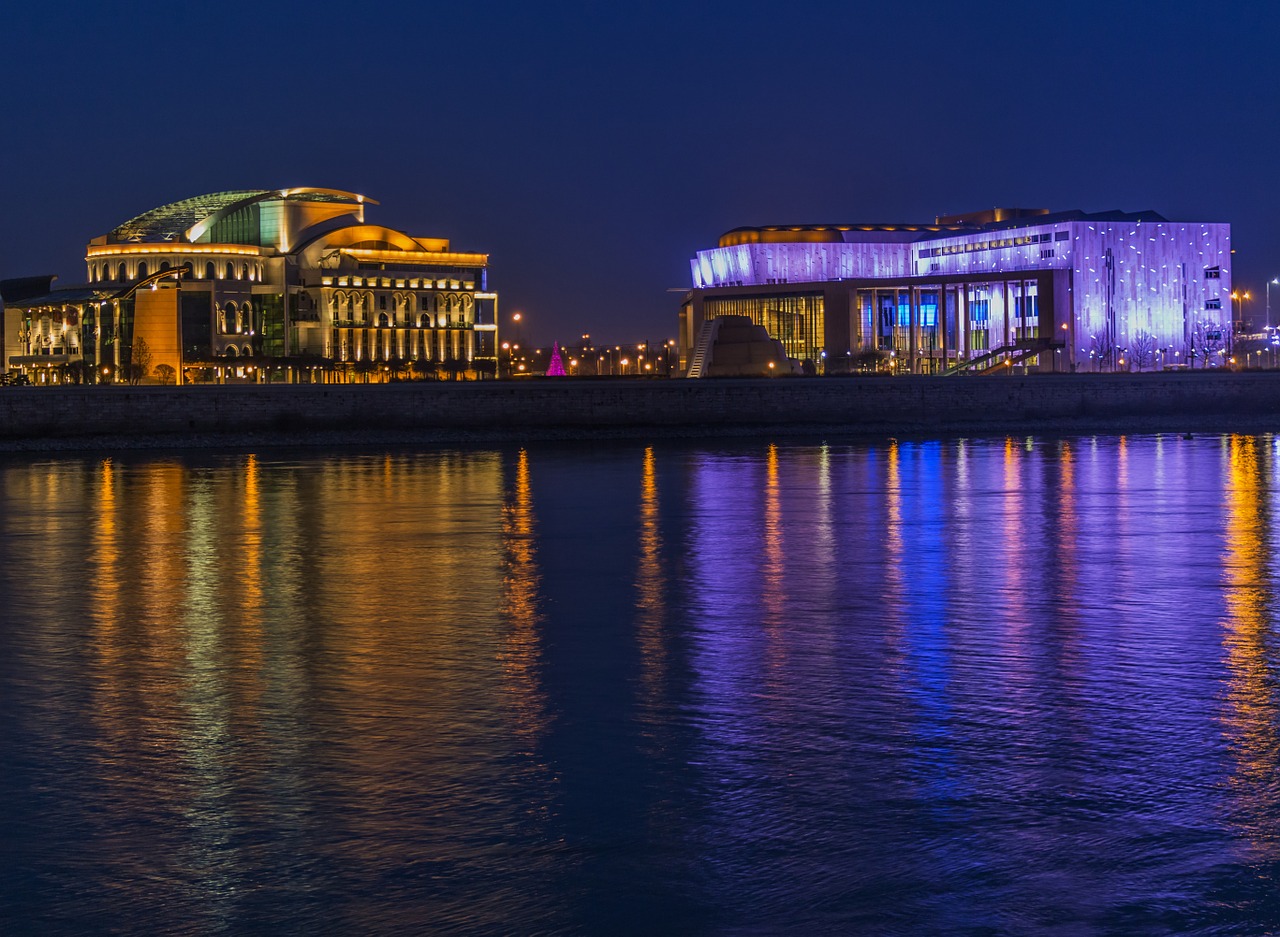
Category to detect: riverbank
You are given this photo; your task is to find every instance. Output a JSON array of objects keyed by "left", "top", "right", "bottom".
[{"left": 0, "top": 372, "right": 1277, "bottom": 450}]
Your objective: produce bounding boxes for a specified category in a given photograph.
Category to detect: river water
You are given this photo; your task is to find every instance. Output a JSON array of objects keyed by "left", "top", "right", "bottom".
[{"left": 2, "top": 435, "right": 1279, "bottom": 935}]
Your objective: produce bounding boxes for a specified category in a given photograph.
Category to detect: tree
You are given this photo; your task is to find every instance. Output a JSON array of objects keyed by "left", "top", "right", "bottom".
[
  {"left": 441, "top": 356, "right": 466, "bottom": 381},
  {"left": 1129, "top": 332, "right": 1157, "bottom": 372},
  {"left": 351, "top": 358, "right": 377, "bottom": 384},
  {"left": 1089, "top": 333, "right": 1114, "bottom": 372},
  {"left": 411, "top": 359, "right": 438, "bottom": 382},
  {"left": 1191, "top": 322, "right": 1225, "bottom": 369},
  {"left": 386, "top": 356, "right": 409, "bottom": 382},
  {"left": 127, "top": 336, "right": 153, "bottom": 385},
  {"left": 154, "top": 363, "right": 176, "bottom": 385}
]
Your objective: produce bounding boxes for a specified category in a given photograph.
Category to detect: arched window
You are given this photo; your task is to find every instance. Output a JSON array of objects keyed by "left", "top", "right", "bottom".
[
  {"left": 137, "top": 262, "right": 148, "bottom": 279},
  {"left": 205, "top": 262, "right": 215, "bottom": 279},
  {"left": 117, "top": 263, "right": 127, "bottom": 281},
  {"left": 420, "top": 313, "right": 431, "bottom": 328},
  {"left": 159, "top": 261, "right": 171, "bottom": 272},
  {"left": 226, "top": 345, "right": 239, "bottom": 358},
  {"left": 242, "top": 344, "right": 252, "bottom": 357},
  {"left": 225, "top": 302, "right": 238, "bottom": 334},
  {"left": 240, "top": 264, "right": 248, "bottom": 280},
  {"left": 226, "top": 263, "right": 235, "bottom": 280},
  {"left": 378, "top": 312, "right": 389, "bottom": 327},
  {"left": 243, "top": 302, "right": 252, "bottom": 333}
]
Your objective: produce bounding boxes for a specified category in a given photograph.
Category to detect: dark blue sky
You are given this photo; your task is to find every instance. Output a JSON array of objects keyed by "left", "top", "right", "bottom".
[{"left": 4, "top": 0, "right": 1278, "bottom": 343}]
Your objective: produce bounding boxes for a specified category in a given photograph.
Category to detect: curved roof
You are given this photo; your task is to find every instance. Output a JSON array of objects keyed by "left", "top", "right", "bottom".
[
  {"left": 109, "top": 190, "right": 269, "bottom": 243},
  {"left": 107, "top": 187, "right": 375, "bottom": 243}
]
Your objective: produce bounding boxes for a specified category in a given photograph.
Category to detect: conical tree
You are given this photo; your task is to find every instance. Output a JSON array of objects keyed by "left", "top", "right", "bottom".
[{"left": 546, "top": 342, "right": 567, "bottom": 377}]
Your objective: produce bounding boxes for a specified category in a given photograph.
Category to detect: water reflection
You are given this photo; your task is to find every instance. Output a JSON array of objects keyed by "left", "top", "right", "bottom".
[
  {"left": 500, "top": 448, "right": 550, "bottom": 749},
  {"left": 5, "top": 437, "right": 1280, "bottom": 932},
  {"left": 1220, "top": 436, "right": 1280, "bottom": 871}
]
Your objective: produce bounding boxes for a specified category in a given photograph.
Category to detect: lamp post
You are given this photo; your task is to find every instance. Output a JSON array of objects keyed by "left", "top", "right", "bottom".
[
  {"left": 1268, "top": 278, "right": 1280, "bottom": 332},
  {"left": 1231, "top": 290, "right": 1251, "bottom": 355}
]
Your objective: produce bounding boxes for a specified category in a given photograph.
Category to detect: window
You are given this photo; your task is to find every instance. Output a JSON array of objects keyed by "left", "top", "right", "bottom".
[
  {"left": 1054, "top": 231, "right": 1069, "bottom": 241},
  {"left": 1205, "top": 298, "right": 1222, "bottom": 310},
  {"left": 1205, "top": 266, "right": 1221, "bottom": 279},
  {"left": 1040, "top": 249, "right": 1055, "bottom": 259},
  {"left": 920, "top": 293, "right": 938, "bottom": 327},
  {"left": 970, "top": 299, "right": 990, "bottom": 323},
  {"left": 378, "top": 295, "right": 387, "bottom": 310}
]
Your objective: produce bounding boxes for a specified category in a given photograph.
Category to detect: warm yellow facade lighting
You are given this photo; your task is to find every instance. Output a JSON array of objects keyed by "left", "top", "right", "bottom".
[
  {"left": 342, "top": 248, "right": 490, "bottom": 267},
  {"left": 86, "top": 244, "right": 262, "bottom": 258}
]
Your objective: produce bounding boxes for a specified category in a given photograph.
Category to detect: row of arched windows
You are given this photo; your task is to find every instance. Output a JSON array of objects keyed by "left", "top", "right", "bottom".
[{"left": 88, "top": 259, "right": 265, "bottom": 283}]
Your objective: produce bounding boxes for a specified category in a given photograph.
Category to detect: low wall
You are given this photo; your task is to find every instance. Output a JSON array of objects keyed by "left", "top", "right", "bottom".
[{"left": 1, "top": 373, "right": 1278, "bottom": 446}]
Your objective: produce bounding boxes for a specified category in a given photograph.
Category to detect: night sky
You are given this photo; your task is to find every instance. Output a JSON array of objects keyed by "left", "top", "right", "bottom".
[{"left": 4, "top": 0, "right": 1278, "bottom": 344}]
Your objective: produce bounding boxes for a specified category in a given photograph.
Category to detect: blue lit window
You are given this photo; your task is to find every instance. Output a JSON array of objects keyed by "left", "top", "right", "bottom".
[
  {"left": 971, "top": 300, "right": 990, "bottom": 323},
  {"left": 920, "top": 292, "right": 938, "bottom": 327}
]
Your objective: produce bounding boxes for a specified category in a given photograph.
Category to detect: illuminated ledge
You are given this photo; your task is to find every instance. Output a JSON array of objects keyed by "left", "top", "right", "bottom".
[
  {"left": 341, "top": 248, "right": 488, "bottom": 267},
  {"left": 86, "top": 244, "right": 263, "bottom": 257}
]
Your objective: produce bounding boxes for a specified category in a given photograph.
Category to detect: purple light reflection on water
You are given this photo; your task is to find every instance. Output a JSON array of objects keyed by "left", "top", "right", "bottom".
[{"left": 1, "top": 436, "right": 1280, "bottom": 933}]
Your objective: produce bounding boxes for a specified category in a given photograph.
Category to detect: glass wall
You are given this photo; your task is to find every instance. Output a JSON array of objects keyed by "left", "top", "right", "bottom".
[{"left": 704, "top": 293, "right": 825, "bottom": 364}]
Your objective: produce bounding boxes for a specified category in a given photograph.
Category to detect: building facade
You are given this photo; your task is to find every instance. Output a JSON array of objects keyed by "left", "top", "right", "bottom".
[
  {"left": 680, "top": 209, "right": 1232, "bottom": 375},
  {"left": 1, "top": 188, "right": 498, "bottom": 382}
]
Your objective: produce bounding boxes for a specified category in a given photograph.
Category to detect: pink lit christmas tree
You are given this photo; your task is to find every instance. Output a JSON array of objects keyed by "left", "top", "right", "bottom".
[{"left": 546, "top": 342, "right": 567, "bottom": 377}]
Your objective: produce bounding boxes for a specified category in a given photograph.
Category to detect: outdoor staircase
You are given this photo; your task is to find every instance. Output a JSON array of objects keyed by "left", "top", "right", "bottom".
[
  {"left": 684, "top": 318, "right": 722, "bottom": 378},
  {"left": 941, "top": 339, "right": 1059, "bottom": 376}
]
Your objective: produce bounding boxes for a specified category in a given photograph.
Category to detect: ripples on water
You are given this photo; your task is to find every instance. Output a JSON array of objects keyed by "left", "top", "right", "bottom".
[{"left": 2, "top": 435, "right": 1280, "bottom": 934}]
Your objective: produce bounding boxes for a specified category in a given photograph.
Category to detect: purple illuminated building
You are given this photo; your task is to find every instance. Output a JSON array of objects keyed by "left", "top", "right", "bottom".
[{"left": 679, "top": 208, "right": 1232, "bottom": 376}]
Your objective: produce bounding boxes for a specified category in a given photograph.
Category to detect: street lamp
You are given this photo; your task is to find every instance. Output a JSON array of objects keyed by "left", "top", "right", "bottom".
[
  {"left": 1231, "top": 289, "right": 1251, "bottom": 338},
  {"left": 1268, "top": 278, "right": 1280, "bottom": 331}
]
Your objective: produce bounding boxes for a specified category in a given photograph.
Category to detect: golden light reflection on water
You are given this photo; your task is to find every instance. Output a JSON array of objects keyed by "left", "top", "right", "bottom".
[
  {"left": 884, "top": 439, "right": 904, "bottom": 612},
  {"left": 1220, "top": 435, "right": 1280, "bottom": 858},
  {"left": 762, "top": 444, "right": 785, "bottom": 634},
  {"left": 635, "top": 447, "right": 667, "bottom": 715},
  {"left": 1055, "top": 439, "right": 1079, "bottom": 608},
  {"left": 500, "top": 449, "right": 550, "bottom": 749}
]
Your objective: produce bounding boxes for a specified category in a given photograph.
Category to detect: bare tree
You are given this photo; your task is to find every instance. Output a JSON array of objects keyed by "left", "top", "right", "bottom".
[
  {"left": 127, "top": 336, "right": 153, "bottom": 385},
  {"left": 153, "top": 363, "right": 176, "bottom": 385},
  {"left": 1191, "top": 322, "right": 1225, "bottom": 368},
  {"left": 1130, "top": 332, "right": 1157, "bottom": 372},
  {"left": 1089, "top": 333, "right": 1114, "bottom": 372}
]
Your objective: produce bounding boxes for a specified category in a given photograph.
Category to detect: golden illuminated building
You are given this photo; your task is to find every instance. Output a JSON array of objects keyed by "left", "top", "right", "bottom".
[{"left": 1, "top": 188, "right": 499, "bottom": 383}]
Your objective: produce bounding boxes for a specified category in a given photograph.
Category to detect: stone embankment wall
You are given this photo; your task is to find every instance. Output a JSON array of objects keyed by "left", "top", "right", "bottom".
[{"left": 0, "top": 374, "right": 1278, "bottom": 445}]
